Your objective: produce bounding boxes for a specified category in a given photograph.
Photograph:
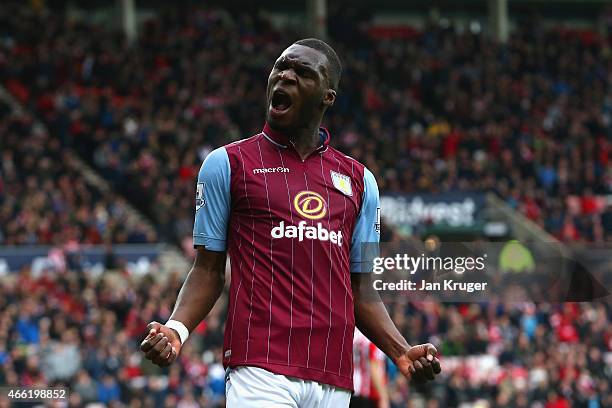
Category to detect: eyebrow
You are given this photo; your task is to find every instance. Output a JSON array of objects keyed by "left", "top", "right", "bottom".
[{"left": 274, "top": 57, "right": 320, "bottom": 77}]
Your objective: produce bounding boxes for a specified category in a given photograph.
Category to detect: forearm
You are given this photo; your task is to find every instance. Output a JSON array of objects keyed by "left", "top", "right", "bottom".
[
  {"left": 352, "top": 274, "right": 410, "bottom": 363},
  {"left": 354, "top": 298, "right": 409, "bottom": 362},
  {"left": 169, "top": 250, "right": 226, "bottom": 332}
]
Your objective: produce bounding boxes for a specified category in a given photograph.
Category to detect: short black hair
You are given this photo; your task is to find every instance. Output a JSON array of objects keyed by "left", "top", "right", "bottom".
[{"left": 293, "top": 38, "right": 342, "bottom": 91}]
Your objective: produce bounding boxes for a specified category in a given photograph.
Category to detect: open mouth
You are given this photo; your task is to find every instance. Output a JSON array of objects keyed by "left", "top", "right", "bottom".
[{"left": 271, "top": 90, "right": 292, "bottom": 113}]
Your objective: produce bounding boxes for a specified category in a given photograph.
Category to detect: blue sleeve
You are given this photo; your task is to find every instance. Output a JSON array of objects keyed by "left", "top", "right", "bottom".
[
  {"left": 350, "top": 167, "right": 381, "bottom": 273},
  {"left": 193, "top": 147, "right": 231, "bottom": 251}
]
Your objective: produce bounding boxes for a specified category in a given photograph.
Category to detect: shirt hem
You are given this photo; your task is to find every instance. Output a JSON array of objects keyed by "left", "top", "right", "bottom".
[
  {"left": 193, "top": 235, "right": 227, "bottom": 251},
  {"left": 226, "top": 360, "right": 354, "bottom": 393}
]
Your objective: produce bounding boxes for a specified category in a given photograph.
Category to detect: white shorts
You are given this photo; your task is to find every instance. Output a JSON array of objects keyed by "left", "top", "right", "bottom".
[{"left": 225, "top": 366, "right": 351, "bottom": 408}]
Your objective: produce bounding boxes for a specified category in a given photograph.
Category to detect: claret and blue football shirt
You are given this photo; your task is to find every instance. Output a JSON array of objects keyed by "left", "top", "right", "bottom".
[{"left": 193, "top": 122, "right": 380, "bottom": 390}]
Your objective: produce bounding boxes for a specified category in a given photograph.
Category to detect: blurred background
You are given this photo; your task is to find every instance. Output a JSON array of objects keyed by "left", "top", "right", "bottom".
[{"left": 0, "top": 0, "right": 610, "bottom": 407}]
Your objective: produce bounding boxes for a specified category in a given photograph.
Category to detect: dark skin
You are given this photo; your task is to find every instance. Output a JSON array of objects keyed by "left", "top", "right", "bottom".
[
  {"left": 266, "top": 44, "right": 336, "bottom": 160},
  {"left": 352, "top": 273, "right": 441, "bottom": 382},
  {"left": 140, "top": 247, "right": 226, "bottom": 366},
  {"left": 141, "top": 43, "right": 441, "bottom": 384}
]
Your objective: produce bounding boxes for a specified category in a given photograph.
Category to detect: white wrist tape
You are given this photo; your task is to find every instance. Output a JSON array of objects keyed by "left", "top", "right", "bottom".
[{"left": 165, "top": 319, "right": 190, "bottom": 345}]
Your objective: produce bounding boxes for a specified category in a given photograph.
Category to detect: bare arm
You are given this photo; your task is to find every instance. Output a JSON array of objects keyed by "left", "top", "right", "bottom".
[
  {"left": 352, "top": 273, "right": 441, "bottom": 383},
  {"left": 140, "top": 247, "right": 226, "bottom": 366},
  {"left": 352, "top": 273, "right": 409, "bottom": 362},
  {"left": 169, "top": 246, "right": 227, "bottom": 331}
]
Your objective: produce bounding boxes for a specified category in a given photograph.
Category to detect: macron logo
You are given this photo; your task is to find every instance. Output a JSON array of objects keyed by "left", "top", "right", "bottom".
[
  {"left": 271, "top": 221, "right": 343, "bottom": 246},
  {"left": 253, "top": 167, "right": 290, "bottom": 175}
]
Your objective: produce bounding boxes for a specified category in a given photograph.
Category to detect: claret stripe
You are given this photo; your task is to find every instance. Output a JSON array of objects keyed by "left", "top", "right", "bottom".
[
  {"left": 256, "top": 140, "right": 276, "bottom": 363},
  {"left": 321, "top": 154, "right": 334, "bottom": 372},
  {"left": 220, "top": 131, "right": 369, "bottom": 391},
  {"left": 238, "top": 145, "right": 258, "bottom": 362},
  {"left": 277, "top": 149, "right": 296, "bottom": 366}
]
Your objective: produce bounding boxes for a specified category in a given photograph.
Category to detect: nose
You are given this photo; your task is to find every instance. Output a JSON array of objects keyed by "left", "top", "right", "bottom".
[{"left": 278, "top": 69, "right": 297, "bottom": 84}]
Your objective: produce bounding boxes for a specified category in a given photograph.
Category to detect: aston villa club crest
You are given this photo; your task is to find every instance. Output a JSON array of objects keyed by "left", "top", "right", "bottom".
[
  {"left": 330, "top": 171, "right": 352, "bottom": 196},
  {"left": 196, "top": 182, "right": 206, "bottom": 211}
]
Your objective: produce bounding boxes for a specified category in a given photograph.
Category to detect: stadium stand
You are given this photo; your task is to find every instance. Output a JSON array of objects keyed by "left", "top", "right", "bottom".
[
  {"left": 1, "top": 5, "right": 286, "bottom": 248},
  {"left": 1, "top": 5, "right": 609, "bottom": 247},
  {"left": 0, "top": 259, "right": 609, "bottom": 406},
  {"left": 0, "top": 3, "right": 610, "bottom": 408},
  {"left": 0, "top": 98, "right": 155, "bottom": 245}
]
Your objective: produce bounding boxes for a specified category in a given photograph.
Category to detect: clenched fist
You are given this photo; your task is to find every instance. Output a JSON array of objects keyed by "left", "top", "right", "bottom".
[
  {"left": 140, "top": 321, "right": 182, "bottom": 367},
  {"left": 395, "top": 343, "right": 442, "bottom": 383}
]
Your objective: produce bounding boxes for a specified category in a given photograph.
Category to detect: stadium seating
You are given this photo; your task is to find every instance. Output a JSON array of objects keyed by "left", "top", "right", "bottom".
[
  {"left": 1, "top": 6, "right": 609, "bottom": 246},
  {"left": 0, "top": 4, "right": 610, "bottom": 407},
  {"left": 0, "top": 266, "right": 609, "bottom": 406},
  {"left": 0, "top": 99, "right": 155, "bottom": 245}
]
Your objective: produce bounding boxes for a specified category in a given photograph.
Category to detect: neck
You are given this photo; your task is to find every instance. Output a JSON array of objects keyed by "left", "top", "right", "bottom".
[
  {"left": 265, "top": 119, "right": 326, "bottom": 161},
  {"left": 289, "top": 124, "right": 322, "bottom": 160}
]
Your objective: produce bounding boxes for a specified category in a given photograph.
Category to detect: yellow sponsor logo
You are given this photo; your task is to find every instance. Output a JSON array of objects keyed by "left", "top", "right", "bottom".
[{"left": 293, "top": 191, "right": 327, "bottom": 220}]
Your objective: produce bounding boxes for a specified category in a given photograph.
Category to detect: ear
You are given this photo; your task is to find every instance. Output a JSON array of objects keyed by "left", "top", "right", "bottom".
[{"left": 322, "top": 89, "right": 336, "bottom": 108}]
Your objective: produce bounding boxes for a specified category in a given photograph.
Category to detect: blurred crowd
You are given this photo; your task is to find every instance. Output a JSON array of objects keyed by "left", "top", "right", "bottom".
[
  {"left": 0, "top": 4, "right": 609, "bottom": 247},
  {"left": 0, "top": 263, "right": 609, "bottom": 407},
  {"left": 1, "top": 5, "right": 282, "bottom": 247},
  {"left": 0, "top": 264, "right": 227, "bottom": 408},
  {"left": 0, "top": 98, "right": 155, "bottom": 245},
  {"left": 0, "top": 3, "right": 611, "bottom": 408}
]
